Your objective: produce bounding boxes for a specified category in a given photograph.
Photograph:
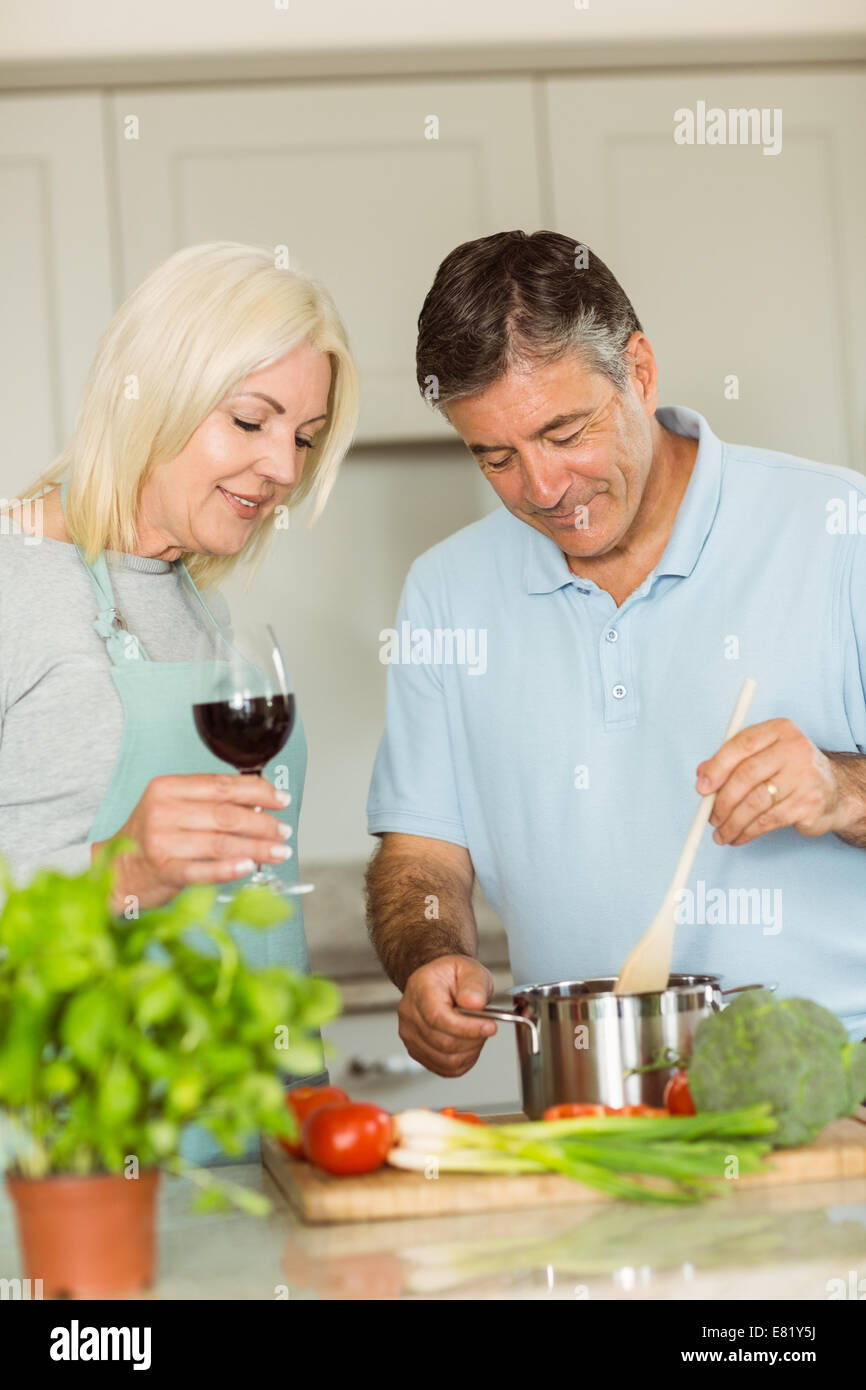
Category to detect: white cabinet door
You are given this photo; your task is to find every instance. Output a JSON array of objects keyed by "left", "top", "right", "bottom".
[
  {"left": 0, "top": 95, "right": 114, "bottom": 498},
  {"left": 545, "top": 72, "right": 866, "bottom": 472},
  {"left": 110, "top": 80, "right": 543, "bottom": 444}
]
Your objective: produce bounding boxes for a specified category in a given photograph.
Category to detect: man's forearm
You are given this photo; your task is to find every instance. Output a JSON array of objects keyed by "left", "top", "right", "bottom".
[
  {"left": 364, "top": 845, "right": 478, "bottom": 991},
  {"left": 825, "top": 752, "right": 866, "bottom": 849}
]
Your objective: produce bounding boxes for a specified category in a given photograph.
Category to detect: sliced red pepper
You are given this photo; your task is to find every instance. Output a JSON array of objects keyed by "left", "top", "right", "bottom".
[
  {"left": 542, "top": 1102, "right": 617, "bottom": 1120},
  {"left": 543, "top": 1102, "right": 671, "bottom": 1120}
]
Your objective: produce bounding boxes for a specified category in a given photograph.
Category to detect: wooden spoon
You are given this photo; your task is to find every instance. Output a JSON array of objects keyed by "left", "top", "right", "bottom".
[{"left": 613, "top": 676, "right": 758, "bottom": 996}]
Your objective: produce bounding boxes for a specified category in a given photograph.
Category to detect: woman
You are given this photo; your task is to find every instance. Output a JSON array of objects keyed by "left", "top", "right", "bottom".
[{"left": 0, "top": 241, "right": 359, "bottom": 1160}]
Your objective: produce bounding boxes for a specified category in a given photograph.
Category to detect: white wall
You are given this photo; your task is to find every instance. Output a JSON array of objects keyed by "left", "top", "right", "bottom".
[
  {"left": 1, "top": 0, "right": 863, "bottom": 62},
  {"left": 224, "top": 446, "right": 489, "bottom": 864}
]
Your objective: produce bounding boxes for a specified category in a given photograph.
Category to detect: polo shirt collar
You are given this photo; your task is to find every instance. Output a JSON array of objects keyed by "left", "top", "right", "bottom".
[{"left": 522, "top": 403, "right": 723, "bottom": 594}]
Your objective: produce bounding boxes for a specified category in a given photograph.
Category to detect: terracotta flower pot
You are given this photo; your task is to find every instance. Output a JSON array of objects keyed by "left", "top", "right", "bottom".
[{"left": 6, "top": 1168, "right": 160, "bottom": 1298}]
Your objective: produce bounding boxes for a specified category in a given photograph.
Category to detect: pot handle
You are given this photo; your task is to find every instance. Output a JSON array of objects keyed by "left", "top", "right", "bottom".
[
  {"left": 721, "top": 982, "right": 777, "bottom": 998},
  {"left": 455, "top": 1005, "right": 540, "bottom": 1056}
]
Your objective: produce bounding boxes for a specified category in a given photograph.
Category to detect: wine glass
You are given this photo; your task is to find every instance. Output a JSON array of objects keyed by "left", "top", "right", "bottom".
[{"left": 192, "top": 621, "right": 313, "bottom": 899}]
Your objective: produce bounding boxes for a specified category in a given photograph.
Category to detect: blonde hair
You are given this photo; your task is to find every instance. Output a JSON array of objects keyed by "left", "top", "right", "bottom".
[{"left": 26, "top": 241, "right": 359, "bottom": 586}]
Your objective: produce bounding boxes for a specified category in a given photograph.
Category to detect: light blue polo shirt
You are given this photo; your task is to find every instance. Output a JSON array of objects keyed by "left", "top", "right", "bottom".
[{"left": 367, "top": 406, "right": 866, "bottom": 1039}]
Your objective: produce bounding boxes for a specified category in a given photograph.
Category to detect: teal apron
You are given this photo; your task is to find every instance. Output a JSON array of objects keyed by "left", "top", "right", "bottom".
[{"left": 62, "top": 485, "right": 328, "bottom": 1165}]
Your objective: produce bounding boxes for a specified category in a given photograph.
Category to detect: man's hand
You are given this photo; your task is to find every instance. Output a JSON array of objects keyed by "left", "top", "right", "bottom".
[
  {"left": 398, "top": 954, "right": 497, "bottom": 1077},
  {"left": 696, "top": 717, "right": 857, "bottom": 846}
]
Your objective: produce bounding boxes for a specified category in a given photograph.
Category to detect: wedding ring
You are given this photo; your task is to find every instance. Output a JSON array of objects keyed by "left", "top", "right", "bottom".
[{"left": 765, "top": 781, "right": 779, "bottom": 803}]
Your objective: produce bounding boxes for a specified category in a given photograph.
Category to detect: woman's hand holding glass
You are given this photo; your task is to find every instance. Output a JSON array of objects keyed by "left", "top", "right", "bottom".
[{"left": 90, "top": 772, "right": 293, "bottom": 911}]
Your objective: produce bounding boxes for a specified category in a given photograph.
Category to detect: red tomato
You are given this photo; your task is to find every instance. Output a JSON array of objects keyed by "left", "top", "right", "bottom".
[
  {"left": 440, "top": 1107, "right": 484, "bottom": 1125},
  {"left": 279, "top": 1085, "right": 350, "bottom": 1158},
  {"left": 302, "top": 1102, "right": 394, "bottom": 1175},
  {"left": 617, "top": 1105, "right": 670, "bottom": 1117},
  {"left": 664, "top": 1070, "right": 697, "bottom": 1115},
  {"left": 543, "top": 1103, "right": 617, "bottom": 1120}
]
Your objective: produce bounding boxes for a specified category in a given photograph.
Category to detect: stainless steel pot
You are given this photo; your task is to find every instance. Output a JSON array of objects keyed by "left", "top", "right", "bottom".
[{"left": 458, "top": 975, "right": 772, "bottom": 1118}]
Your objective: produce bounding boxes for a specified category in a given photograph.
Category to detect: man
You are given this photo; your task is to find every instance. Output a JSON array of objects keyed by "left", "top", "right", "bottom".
[{"left": 365, "top": 230, "right": 866, "bottom": 1079}]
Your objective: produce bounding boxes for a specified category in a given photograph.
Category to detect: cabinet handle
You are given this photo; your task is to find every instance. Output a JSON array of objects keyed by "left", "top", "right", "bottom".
[{"left": 346, "top": 1054, "right": 426, "bottom": 1077}]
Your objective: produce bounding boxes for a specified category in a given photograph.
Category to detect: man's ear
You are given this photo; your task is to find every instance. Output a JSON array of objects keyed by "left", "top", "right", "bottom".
[{"left": 625, "top": 332, "right": 659, "bottom": 415}]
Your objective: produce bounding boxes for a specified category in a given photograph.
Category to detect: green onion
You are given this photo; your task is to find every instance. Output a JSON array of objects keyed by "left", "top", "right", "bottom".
[
  {"left": 492, "top": 1104, "right": 777, "bottom": 1143},
  {"left": 388, "top": 1106, "right": 777, "bottom": 1205},
  {"left": 388, "top": 1147, "right": 548, "bottom": 1175}
]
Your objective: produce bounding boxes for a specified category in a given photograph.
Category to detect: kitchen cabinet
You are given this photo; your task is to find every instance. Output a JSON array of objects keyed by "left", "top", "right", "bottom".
[
  {"left": 544, "top": 71, "right": 866, "bottom": 473},
  {"left": 109, "top": 79, "right": 543, "bottom": 444},
  {"left": 4, "top": 70, "right": 861, "bottom": 484},
  {"left": 0, "top": 94, "right": 114, "bottom": 497}
]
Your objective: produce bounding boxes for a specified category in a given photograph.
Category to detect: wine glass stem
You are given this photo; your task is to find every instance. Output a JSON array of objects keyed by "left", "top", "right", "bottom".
[{"left": 240, "top": 768, "right": 266, "bottom": 872}]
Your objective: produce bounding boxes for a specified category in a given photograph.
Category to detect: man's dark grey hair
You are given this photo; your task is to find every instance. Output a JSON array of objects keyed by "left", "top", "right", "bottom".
[{"left": 415, "top": 230, "right": 643, "bottom": 409}]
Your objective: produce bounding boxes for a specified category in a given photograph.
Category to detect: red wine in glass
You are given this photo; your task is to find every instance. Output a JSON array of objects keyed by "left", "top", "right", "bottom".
[
  {"left": 193, "top": 693, "right": 296, "bottom": 773},
  {"left": 192, "top": 622, "right": 312, "bottom": 899}
]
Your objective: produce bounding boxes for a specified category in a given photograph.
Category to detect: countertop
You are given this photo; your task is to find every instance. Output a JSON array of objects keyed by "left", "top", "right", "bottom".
[
  {"left": 4, "top": 861, "right": 863, "bottom": 1299},
  {"left": 2, "top": 1160, "right": 864, "bottom": 1301}
]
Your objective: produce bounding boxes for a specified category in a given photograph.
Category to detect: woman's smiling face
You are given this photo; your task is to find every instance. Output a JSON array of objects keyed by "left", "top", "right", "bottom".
[{"left": 136, "top": 339, "right": 332, "bottom": 560}]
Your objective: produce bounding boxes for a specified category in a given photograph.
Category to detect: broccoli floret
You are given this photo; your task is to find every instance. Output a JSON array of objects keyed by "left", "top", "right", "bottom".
[
  {"left": 688, "top": 990, "right": 866, "bottom": 1147},
  {"left": 843, "top": 1037, "right": 866, "bottom": 1107}
]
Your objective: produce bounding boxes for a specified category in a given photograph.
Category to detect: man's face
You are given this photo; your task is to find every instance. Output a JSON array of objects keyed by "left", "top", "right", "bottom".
[{"left": 446, "top": 345, "right": 657, "bottom": 560}]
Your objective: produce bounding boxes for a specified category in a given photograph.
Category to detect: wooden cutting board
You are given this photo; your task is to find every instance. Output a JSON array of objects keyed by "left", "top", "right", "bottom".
[{"left": 261, "top": 1107, "right": 866, "bottom": 1224}]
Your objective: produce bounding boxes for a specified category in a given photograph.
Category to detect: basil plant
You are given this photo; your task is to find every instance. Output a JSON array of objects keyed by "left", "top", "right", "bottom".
[{"left": 0, "top": 841, "right": 340, "bottom": 1212}]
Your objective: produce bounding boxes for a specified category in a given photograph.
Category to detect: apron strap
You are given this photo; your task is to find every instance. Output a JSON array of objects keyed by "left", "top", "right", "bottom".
[
  {"left": 61, "top": 482, "right": 226, "bottom": 660},
  {"left": 61, "top": 480, "right": 148, "bottom": 665},
  {"left": 175, "top": 558, "right": 227, "bottom": 633}
]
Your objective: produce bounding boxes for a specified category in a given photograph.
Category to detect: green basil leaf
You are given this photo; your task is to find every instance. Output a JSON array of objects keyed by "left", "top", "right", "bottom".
[
  {"left": 41, "top": 1058, "right": 79, "bottom": 1098},
  {"left": 274, "top": 1034, "right": 326, "bottom": 1077},
  {"left": 145, "top": 1118, "right": 179, "bottom": 1157},
  {"left": 97, "top": 1058, "right": 140, "bottom": 1126},
  {"left": 225, "top": 886, "right": 291, "bottom": 928},
  {"left": 166, "top": 1067, "right": 205, "bottom": 1117},
  {"left": 135, "top": 972, "right": 184, "bottom": 1028},
  {"left": 229, "top": 1187, "right": 271, "bottom": 1217},
  {"left": 292, "top": 976, "right": 341, "bottom": 1029},
  {"left": 60, "top": 985, "right": 123, "bottom": 1070},
  {"left": 192, "top": 1186, "right": 231, "bottom": 1214}
]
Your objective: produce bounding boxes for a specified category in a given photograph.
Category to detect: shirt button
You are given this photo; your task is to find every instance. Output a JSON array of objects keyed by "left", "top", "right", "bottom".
[
  {"left": 605, "top": 629, "right": 618, "bottom": 643},
  {"left": 612, "top": 684, "right": 627, "bottom": 699}
]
